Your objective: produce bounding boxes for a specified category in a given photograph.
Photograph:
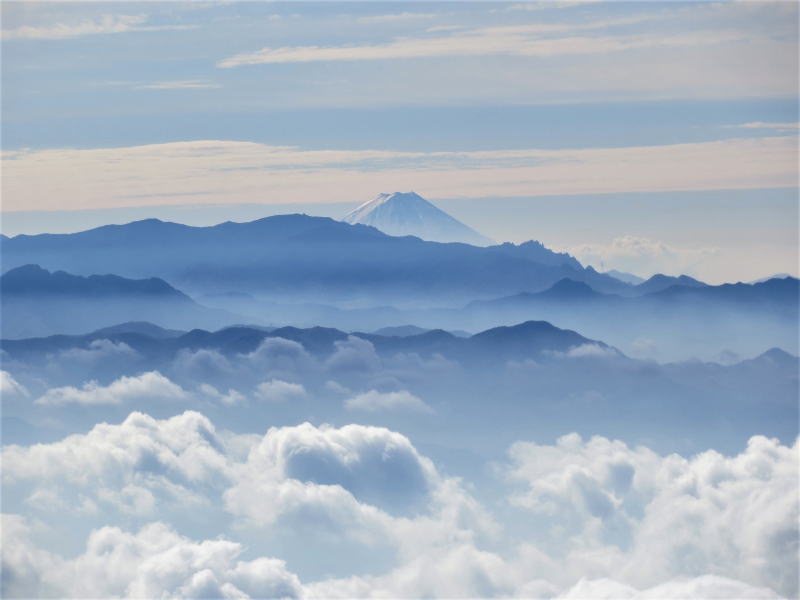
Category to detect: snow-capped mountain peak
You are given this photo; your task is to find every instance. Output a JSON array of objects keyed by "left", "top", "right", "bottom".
[{"left": 342, "top": 191, "right": 494, "bottom": 246}]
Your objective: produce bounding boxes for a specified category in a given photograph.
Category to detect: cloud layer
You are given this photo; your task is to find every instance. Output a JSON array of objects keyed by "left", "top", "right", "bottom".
[
  {"left": 4, "top": 135, "right": 796, "bottom": 212},
  {"left": 2, "top": 410, "right": 796, "bottom": 598}
]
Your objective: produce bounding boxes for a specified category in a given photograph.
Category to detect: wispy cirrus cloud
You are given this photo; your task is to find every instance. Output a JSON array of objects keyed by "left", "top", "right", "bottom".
[
  {"left": 505, "top": 0, "right": 606, "bottom": 11},
  {"left": 733, "top": 122, "right": 800, "bottom": 132},
  {"left": 138, "top": 80, "right": 220, "bottom": 90},
  {"left": 216, "top": 17, "right": 743, "bottom": 68},
  {"left": 93, "top": 79, "right": 220, "bottom": 90},
  {"left": 1, "top": 14, "right": 194, "bottom": 40},
  {"left": 2, "top": 135, "right": 796, "bottom": 212},
  {"left": 356, "top": 12, "right": 436, "bottom": 25}
]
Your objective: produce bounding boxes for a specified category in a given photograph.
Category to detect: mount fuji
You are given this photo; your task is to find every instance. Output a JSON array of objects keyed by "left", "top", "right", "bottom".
[{"left": 342, "top": 191, "right": 494, "bottom": 246}]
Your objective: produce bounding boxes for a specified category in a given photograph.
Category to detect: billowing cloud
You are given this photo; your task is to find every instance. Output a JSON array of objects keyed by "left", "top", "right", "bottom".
[
  {"left": 173, "top": 348, "right": 236, "bottom": 380},
  {"left": 2, "top": 411, "right": 230, "bottom": 516},
  {"left": 224, "top": 421, "right": 442, "bottom": 529},
  {"left": 505, "top": 433, "right": 800, "bottom": 596},
  {"left": 199, "top": 383, "right": 245, "bottom": 406},
  {"left": 1, "top": 517, "right": 302, "bottom": 599},
  {"left": 3, "top": 513, "right": 782, "bottom": 599},
  {"left": 566, "top": 235, "right": 720, "bottom": 279},
  {"left": 254, "top": 379, "right": 307, "bottom": 403},
  {"left": 325, "top": 337, "right": 382, "bottom": 375},
  {"left": 34, "top": 371, "right": 186, "bottom": 406},
  {"left": 55, "top": 339, "right": 139, "bottom": 364},
  {"left": 2, "top": 411, "right": 488, "bottom": 551},
  {"left": 245, "top": 337, "right": 317, "bottom": 379},
  {"left": 1, "top": 410, "right": 795, "bottom": 598},
  {"left": 345, "top": 389, "right": 433, "bottom": 413}
]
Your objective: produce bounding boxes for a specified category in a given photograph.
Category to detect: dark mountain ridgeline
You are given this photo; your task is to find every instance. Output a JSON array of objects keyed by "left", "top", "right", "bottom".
[
  {"left": 0, "top": 265, "right": 246, "bottom": 339},
  {"left": 1, "top": 319, "right": 604, "bottom": 366},
  {"left": 1, "top": 214, "right": 630, "bottom": 302},
  {"left": 633, "top": 273, "right": 708, "bottom": 295}
]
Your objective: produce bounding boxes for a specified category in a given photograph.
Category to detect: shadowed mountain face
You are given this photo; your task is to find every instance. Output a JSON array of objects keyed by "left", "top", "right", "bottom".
[
  {"left": 2, "top": 264, "right": 191, "bottom": 299},
  {"left": 342, "top": 191, "right": 494, "bottom": 246},
  {"left": 0, "top": 265, "right": 244, "bottom": 339},
  {"left": 0, "top": 214, "right": 629, "bottom": 303}
]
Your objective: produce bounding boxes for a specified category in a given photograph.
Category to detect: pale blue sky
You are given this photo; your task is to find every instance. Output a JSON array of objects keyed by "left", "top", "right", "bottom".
[{"left": 1, "top": 1, "right": 798, "bottom": 282}]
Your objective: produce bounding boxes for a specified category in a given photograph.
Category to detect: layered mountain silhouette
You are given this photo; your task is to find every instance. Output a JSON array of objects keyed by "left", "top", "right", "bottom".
[
  {"left": 1, "top": 319, "right": 606, "bottom": 366},
  {"left": 469, "top": 276, "right": 797, "bottom": 314},
  {"left": 1, "top": 214, "right": 630, "bottom": 303},
  {"left": 603, "top": 269, "right": 645, "bottom": 285},
  {"left": 633, "top": 273, "right": 707, "bottom": 295},
  {"left": 342, "top": 191, "right": 493, "bottom": 246},
  {"left": 463, "top": 276, "right": 799, "bottom": 360},
  {"left": 0, "top": 265, "right": 243, "bottom": 338}
]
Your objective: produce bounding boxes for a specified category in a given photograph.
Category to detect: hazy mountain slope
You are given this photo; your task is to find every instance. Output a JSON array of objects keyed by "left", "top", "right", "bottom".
[
  {"left": 0, "top": 214, "right": 629, "bottom": 303},
  {"left": 604, "top": 269, "right": 645, "bottom": 285},
  {"left": 461, "top": 276, "right": 799, "bottom": 360},
  {"left": 342, "top": 191, "right": 493, "bottom": 245},
  {"left": 485, "top": 240, "right": 583, "bottom": 270},
  {"left": 0, "top": 265, "right": 245, "bottom": 338},
  {"left": 633, "top": 273, "right": 707, "bottom": 295}
]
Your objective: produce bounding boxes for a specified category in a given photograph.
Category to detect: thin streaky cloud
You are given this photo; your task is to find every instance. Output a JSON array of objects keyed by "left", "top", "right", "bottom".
[
  {"left": 216, "top": 27, "right": 748, "bottom": 68},
  {"left": 1, "top": 14, "right": 195, "bottom": 40},
  {"left": 3, "top": 136, "right": 795, "bottom": 212},
  {"left": 138, "top": 80, "right": 221, "bottom": 90},
  {"left": 505, "top": 0, "right": 606, "bottom": 11},
  {"left": 356, "top": 12, "right": 436, "bottom": 24},
  {"left": 426, "top": 25, "right": 465, "bottom": 33},
  {"left": 735, "top": 122, "right": 800, "bottom": 131}
]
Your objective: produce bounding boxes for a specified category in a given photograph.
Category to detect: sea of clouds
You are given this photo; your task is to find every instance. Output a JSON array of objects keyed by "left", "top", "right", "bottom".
[{"left": 2, "top": 404, "right": 797, "bottom": 598}]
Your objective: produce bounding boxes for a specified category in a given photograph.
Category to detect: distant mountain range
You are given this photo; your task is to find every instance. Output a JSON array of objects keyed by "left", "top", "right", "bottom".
[
  {"left": 0, "top": 213, "right": 631, "bottom": 303},
  {"left": 5, "top": 260, "right": 794, "bottom": 359},
  {"left": 1, "top": 319, "right": 606, "bottom": 366},
  {"left": 633, "top": 273, "right": 707, "bottom": 295},
  {"left": 468, "top": 276, "right": 798, "bottom": 317},
  {"left": 603, "top": 269, "right": 644, "bottom": 285},
  {"left": 342, "top": 191, "right": 494, "bottom": 246},
  {"left": 0, "top": 265, "right": 243, "bottom": 339}
]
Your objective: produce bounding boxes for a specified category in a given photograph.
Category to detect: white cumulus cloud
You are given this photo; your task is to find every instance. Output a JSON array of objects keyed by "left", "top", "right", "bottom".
[
  {"left": 254, "top": 379, "right": 307, "bottom": 403},
  {"left": 345, "top": 389, "right": 433, "bottom": 413},
  {"left": 505, "top": 433, "right": 799, "bottom": 596},
  {"left": 1, "top": 517, "right": 302, "bottom": 599},
  {"left": 35, "top": 371, "right": 186, "bottom": 406},
  {"left": 566, "top": 235, "right": 719, "bottom": 279}
]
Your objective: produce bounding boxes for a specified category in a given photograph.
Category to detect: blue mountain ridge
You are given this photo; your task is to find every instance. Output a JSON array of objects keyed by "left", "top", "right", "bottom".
[{"left": 0, "top": 214, "right": 631, "bottom": 301}]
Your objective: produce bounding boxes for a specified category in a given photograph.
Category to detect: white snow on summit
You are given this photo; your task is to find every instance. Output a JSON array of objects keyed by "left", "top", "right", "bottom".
[{"left": 342, "top": 192, "right": 494, "bottom": 246}]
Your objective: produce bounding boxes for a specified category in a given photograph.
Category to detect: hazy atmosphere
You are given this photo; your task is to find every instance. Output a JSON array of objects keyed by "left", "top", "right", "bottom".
[{"left": 1, "top": 2, "right": 798, "bottom": 599}]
